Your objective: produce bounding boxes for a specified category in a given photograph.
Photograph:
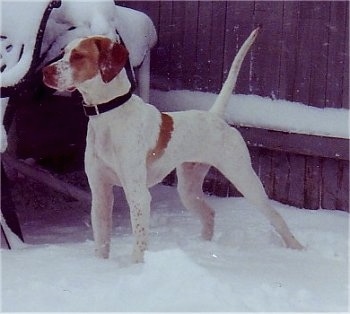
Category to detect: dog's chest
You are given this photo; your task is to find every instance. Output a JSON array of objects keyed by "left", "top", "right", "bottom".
[{"left": 86, "top": 102, "right": 166, "bottom": 167}]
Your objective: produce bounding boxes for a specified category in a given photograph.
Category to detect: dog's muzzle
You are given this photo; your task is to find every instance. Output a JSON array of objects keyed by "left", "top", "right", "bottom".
[
  {"left": 43, "top": 61, "right": 75, "bottom": 92},
  {"left": 42, "top": 65, "right": 58, "bottom": 89}
]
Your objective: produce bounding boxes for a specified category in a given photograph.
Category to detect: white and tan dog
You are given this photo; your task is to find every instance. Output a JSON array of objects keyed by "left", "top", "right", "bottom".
[{"left": 43, "top": 27, "right": 303, "bottom": 262}]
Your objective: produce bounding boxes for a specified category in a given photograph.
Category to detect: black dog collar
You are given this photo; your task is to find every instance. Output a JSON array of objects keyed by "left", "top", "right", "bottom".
[{"left": 83, "top": 89, "right": 132, "bottom": 116}]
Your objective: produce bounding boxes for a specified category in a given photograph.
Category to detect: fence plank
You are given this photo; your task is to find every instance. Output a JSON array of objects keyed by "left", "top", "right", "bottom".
[
  {"left": 209, "top": 1, "right": 227, "bottom": 93},
  {"left": 309, "top": 2, "right": 331, "bottom": 108},
  {"left": 156, "top": 1, "right": 173, "bottom": 85},
  {"left": 278, "top": 1, "right": 300, "bottom": 101},
  {"left": 182, "top": 1, "right": 199, "bottom": 90},
  {"left": 223, "top": 1, "right": 255, "bottom": 95},
  {"left": 321, "top": 158, "right": 339, "bottom": 210},
  {"left": 212, "top": 168, "right": 230, "bottom": 197},
  {"left": 272, "top": 151, "right": 290, "bottom": 205},
  {"left": 326, "top": 1, "right": 348, "bottom": 108},
  {"left": 251, "top": 1, "right": 284, "bottom": 98},
  {"left": 259, "top": 149, "right": 274, "bottom": 198},
  {"left": 337, "top": 160, "right": 349, "bottom": 210},
  {"left": 169, "top": 2, "right": 186, "bottom": 89},
  {"left": 195, "top": 1, "right": 212, "bottom": 91},
  {"left": 293, "top": 2, "right": 315, "bottom": 106},
  {"left": 288, "top": 154, "right": 306, "bottom": 208},
  {"left": 304, "top": 156, "right": 321, "bottom": 209},
  {"left": 342, "top": 3, "right": 349, "bottom": 109}
]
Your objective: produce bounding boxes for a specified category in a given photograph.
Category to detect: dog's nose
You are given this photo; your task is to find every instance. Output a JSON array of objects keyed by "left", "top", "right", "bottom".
[
  {"left": 42, "top": 65, "right": 57, "bottom": 87},
  {"left": 43, "top": 66, "right": 54, "bottom": 79}
]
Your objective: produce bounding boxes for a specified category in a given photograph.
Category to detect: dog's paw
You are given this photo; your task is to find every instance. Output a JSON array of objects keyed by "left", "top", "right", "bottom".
[
  {"left": 201, "top": 226, "right": 214, "bottom": 241},
  {"left": 132, "top": 248, "right": 145, "bottom": 263},
  {"left": 95, "top": 243, "right": 110, "bottom": 259},
  {"left": 288, "top": 239, "right": 305, "bottom": 251}
]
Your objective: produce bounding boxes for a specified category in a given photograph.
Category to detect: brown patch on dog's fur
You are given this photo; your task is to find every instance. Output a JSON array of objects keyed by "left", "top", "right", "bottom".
[
  {"left": 147, "top": 113, "right": 174, "bottom": 164},
  {"left": 69, "top": 37, "right": 129, "bottom": 84},
  {"left": 70, "top": 39, "right": 100, "bottom": 84}
]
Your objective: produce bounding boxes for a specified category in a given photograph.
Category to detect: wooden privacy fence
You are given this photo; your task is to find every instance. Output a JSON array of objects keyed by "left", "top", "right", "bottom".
[
  {"left": 120, "top": 1, "right": 348, "bottom": 108},
  {"left": 123, "top": 1, "right": 349, "bottom": 211},
  {"left": 120, "top": 1, "right": 349, "bottom": 211}
]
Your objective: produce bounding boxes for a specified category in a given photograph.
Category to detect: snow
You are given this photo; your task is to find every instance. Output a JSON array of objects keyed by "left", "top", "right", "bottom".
[
  {"left": 0, "top": 97, "right": 8, "bottom": 153},
  {"left": 0, "top": 1, "right": 49, "bottom": 87},
  {"left": 40, "top": 2, "right": 157, "bottom": 68},
  {"left": 1, "top": 4, "right": 348, "bottom": 311},
  {"left": 150, "top": 89, "right": 350, "bottom": 139},
  {"left": 1, "top": 184, "right": 349, "bottom": 312},
  {"left": 1, "top": 1, "right": 157, "bottom": 87}
]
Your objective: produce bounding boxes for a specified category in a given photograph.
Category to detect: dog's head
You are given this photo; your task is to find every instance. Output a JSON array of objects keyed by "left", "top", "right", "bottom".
[{"left": 43, "top": 36, "right": 129, "bottom": 92}]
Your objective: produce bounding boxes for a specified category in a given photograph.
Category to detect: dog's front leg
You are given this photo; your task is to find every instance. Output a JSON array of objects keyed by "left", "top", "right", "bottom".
[
  {"left": 90, "top": 180, "right": 114, "bottom": 259},
  {"left": 122, "top": 179, "right": 151, "bottom": 263}
]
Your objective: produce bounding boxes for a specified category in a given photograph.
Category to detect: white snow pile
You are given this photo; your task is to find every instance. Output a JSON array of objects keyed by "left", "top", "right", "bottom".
[
  {"left": 150, "top": 89, "right": 349, "bottom": 139},
  {"left": 1, "top": 184, "right": 349, "bottom": 312},
  {"left": 1, "top": 1, "right": 157, "bottom": 88},
  {"left": 0, "top": 1, "right": 49, "bottom": 87},
  {"left": 41, "top": 2, "right": 157, "bottom": 67}
]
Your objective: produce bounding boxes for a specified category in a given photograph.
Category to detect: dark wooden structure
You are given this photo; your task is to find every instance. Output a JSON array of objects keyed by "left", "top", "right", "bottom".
[{"left": 119, "top": 1, "right": 349, "bottom": 211}]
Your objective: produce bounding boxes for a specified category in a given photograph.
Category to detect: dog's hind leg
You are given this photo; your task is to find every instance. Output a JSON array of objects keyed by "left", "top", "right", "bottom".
[
  {"left": 212, "top": 137, "right": 304, "bottom": 250},
  {"left": 177, "top": 162, "right": 215, "bottom": 240}
]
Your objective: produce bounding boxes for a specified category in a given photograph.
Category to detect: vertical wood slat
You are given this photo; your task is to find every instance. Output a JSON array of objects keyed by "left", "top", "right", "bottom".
[
  {"left": 342, "top": 2, "right": 349, "bottom": 109},
  {"left": 169, "top": 2, "right": 185, "bottom": 89},
  {"left": 308, "top": 2, "right": 331, "bottom": 108},
  {"left": 272, "top": 152, "right": 290, "bottom": 205},
  {"left": 250, "top": 1, "right": 284, "bottom": 98},
  {"left": 304, "top": 157, "right": 321, "bottom": 210},
  {"left": 182, "top": 1, "right": 199, "bottom": 90},
  {"left": 288, "top": 154, "right": 306, "bottom": 208},
  {"left": 259, "top": 149, "right": 274, "bottom": 199},
  {"left": 223, "top": 1, "right": 255, "bottom": 95},
  {"left": 337, "top": 161, "right": 349, "bottom": 210},
  {"left": 278, "top": 1, "right": 300, "bottom": 102},
  {"left": 208, "top": 1, "right": 227, "bottom": 93},
  {"left": 156, "top": 1, "right": 173, "bottom": 85},
  {"left": 211, "top": 168, "right": 230, "bottom": 197},
  {"left": 293, "top": 2, "right": 314, "bottom": 106},
  {"left": 195, "top": 1, "right": 212, "bottom": 91},
  {"left": 325, "top": 1, "right": 348, "bottom": 108},
  {"left": 322, "top": 158, "right": 339, "bottom": 210}
]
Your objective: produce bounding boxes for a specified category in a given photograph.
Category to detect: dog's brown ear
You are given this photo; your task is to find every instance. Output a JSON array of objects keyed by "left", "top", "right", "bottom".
[{"left": 95, "top": 38, "right": 129, "bottom": 83}]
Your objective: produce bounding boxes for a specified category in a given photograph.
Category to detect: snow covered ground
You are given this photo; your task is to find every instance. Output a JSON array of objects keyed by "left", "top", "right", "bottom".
[
  {"left": 1, "top": 183, "right": 349, "bottom": 312},
  {"left": 1, "top": 2, "right": 349, "bottom": 311},
  {"left": 2, "top": 91, "right": 348, "bottom": 312}
]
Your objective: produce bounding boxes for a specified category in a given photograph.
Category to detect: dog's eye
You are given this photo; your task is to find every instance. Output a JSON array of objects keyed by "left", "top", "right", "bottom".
[{"left": 70, "top": 52, "right": 85, "bottom": 61}]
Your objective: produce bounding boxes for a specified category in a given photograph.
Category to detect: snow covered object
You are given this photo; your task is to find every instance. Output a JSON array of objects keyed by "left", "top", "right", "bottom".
[
  {"left": 1, "top": 0, "right": 157, "bottom": 151},
  {"left": 41, "top": 1, "right": 157, "bottom": 69},
  {"left": 1, "top": 1, "right": 157, "bottom": 91},
  {"left": 0, "top": 1, "right": 58, "bottom": 90}
]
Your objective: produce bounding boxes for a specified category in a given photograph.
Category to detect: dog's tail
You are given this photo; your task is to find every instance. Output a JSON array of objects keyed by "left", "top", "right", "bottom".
[{"left": 209, "top": 26, "right": 261, "bottom": 117}]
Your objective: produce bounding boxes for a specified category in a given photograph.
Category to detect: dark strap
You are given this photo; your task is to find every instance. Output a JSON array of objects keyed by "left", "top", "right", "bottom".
[
  {"left": 83, "top": 89, "right": 132, "bottom": 116},
  {"left": 116, "top": 29, "right": 137, "bottom": 93}
]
